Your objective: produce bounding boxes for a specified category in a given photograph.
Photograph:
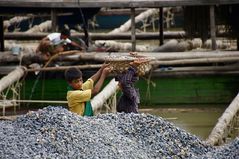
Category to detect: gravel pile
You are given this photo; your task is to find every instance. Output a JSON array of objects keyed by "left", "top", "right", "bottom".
[{"left": 0, "top": 106, "right": 238, "bottom": 159}]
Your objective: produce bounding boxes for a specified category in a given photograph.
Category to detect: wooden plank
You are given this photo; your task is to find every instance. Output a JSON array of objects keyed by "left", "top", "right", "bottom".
[{"left": 0, "top": 0, "right": 239, "bottom": 8}]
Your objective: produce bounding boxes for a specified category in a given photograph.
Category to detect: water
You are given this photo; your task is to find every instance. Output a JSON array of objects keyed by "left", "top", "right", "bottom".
[{"left": 140, "top": 106, "right": 225, "bottom": 140}]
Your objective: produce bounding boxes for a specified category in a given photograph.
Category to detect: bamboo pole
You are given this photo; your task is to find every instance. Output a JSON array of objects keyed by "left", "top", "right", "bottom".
[
  {"left": 0, "top": 66, "right": 26, "bottom": 93},
  {"left": 206, "top": 92, "right": 239, "bottom": 145}
]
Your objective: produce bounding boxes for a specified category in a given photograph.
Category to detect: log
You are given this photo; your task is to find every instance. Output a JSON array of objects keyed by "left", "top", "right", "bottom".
[
  {"left": 2, "top": 51, "right": 239, "bottom": 64},
  {"left": 94, "top": 40, "right": 155, "bottom": 52},
  {"left": 26, "top": 64, "right": 102, "bottom": 73},
  {"left": 152, "top": 38, "right": 231, "bottom": 52},
  {"left": 154, "top": 65, "right": 239, "bottom": 73},
  {"left": 4, "top": 16, "right": 30, "bottom": 30},
  {"left": 91, "top": 78, "right": 118, "bottom": 114},
  {"left": 4, "top": 32, "right": 232, "bottom": 41},
  {"left": 151, "top": 57, "right": 239, "bottom": 66},
  {"left": 0, "top": 66, "right": 26, "bottom": 93},
  {"left": 25, "top": 20, "right": 51, "bottom": 33},
  {"left": 206, "top": 92, "right": 239, "bottom": 145},
  {"left": 5, "top": 31, "right": 187, "bottom": 40},
  {"left": 109, "top": 8, "right": 171, "bottom": 34}
]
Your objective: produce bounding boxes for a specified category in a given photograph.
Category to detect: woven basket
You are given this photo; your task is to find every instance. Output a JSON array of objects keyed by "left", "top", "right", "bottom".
[{"left": 105, "top": 55, "right": 152, "bottom": 76}]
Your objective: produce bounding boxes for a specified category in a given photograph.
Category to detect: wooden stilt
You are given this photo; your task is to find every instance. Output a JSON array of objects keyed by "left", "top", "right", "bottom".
[
  {"left": 131, "top": 8, "right": 136, "bottom": 51},
  {"left": 0, "top": 16, "right": 4, "bottom": 52},
  {"left": 210, "top": 5, "right": 217, "bottom": 50},
  {"left": 51, "top": 8, "right": 58, "bottom": 32},
  {"left": 159, "top": 7, "right": 164, "bottom": 46}
]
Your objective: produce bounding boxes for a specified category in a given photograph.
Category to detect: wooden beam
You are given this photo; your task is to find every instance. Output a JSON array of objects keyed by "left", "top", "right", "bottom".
[
  {"left": 0, "top": 0, "right": 239, "bottom": 8},
  {"left": 210, "top": 5, "right": 217, "bottom": 50},
  {"left": 131, "top": 8, "right": 136, "bottom": 51},
  {"left": 0, "top": 16, "right": 4, "bottom": 51}
]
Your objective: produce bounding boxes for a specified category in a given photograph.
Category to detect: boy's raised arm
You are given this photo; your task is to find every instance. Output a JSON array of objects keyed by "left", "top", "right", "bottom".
[
  {"left": 92, "top": 67, "right": 111, "bottom": 95},
  {"left": 90, "top": 63, "right": 109, "bottom": 82}
]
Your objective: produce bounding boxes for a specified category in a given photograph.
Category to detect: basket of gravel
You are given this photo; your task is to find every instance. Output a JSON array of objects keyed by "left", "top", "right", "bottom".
[{"left": 105, "top": 55, "right": 153, "bottom": 76}]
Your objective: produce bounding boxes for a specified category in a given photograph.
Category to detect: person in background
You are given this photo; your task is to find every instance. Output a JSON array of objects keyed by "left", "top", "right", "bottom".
[
  {"left": 64, "top": 64, "right": 111, "bottom": 116},
  {"left": 115, "top": 58, "right": 145, "bottom": 113},
  {"left": 36, "top": 29, "right": 85, "bottom": 61}
]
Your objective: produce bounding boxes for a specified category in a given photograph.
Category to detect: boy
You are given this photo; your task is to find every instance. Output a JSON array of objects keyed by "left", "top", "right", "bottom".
[
  {"left": 65, "top": 64, "right": 111, "bottom": 116},
  {"left": 115, "top": 59, "right": 145, "bottom": 113}
]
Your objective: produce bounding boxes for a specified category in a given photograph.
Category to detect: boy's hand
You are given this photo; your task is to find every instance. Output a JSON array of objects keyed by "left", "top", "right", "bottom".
[
  {"left": 102, "top": 67, "right": 112, "bottom": 76},
  {"left": 101, "top": 63, "right": 110, "bottom": 70}
]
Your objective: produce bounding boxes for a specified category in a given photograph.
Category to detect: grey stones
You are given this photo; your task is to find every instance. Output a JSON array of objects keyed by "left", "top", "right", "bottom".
[{"left": 0, "top": 106, "right": 238, "bottom": 159}]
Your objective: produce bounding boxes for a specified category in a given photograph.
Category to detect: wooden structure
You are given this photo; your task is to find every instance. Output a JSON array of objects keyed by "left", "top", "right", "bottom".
[{"left": 1, "top": 0, "right": 239, "bottom": 51}]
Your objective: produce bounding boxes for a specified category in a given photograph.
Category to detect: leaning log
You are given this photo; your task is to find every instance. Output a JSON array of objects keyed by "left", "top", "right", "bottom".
[
  {"left": 0, "top": 66, "right": 26, "bottom": 93},
  {"left": 206, "top": 92, "right": 239, "bottom": 146},
  {"left": 109, "top": 8, "right": 171, "bottom": 34},
  {"left": 91, "top": 78, "right": 118, "bottom": 114}
]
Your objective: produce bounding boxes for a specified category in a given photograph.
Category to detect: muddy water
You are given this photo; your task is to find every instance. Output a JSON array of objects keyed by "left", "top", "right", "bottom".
[{"left": 140, "top": 106, "right": 225, "bottom": 140}]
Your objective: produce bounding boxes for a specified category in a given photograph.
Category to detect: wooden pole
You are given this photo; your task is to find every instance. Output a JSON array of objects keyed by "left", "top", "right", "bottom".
[
  {"left": 210, "top": 5, "right": 217, "bottom": 50},
  {"left": 131, "top": 8, "right": 136, "bottom": 51},
  {"left": 0, "top": 16, "right": 4, "bottom": 51},
  {"left": 159, "top": 7, "right": 164, "bottom": 46},
  {"left": 51, "top": 8, "right": 57, "bottom": 32}
]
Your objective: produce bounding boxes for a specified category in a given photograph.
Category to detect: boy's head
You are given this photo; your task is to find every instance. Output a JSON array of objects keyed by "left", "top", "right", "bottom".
[
  {"left": 61, "top": 29, "right": 71, "bottom": 39},
  {"left": 65, "top": 67, "right": 83, "bottom": 90}
]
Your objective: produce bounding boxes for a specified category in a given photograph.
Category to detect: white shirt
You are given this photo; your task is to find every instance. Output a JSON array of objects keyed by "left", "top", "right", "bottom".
[{"left": 47, "top": 33, "right": 72, "bottom": 46}]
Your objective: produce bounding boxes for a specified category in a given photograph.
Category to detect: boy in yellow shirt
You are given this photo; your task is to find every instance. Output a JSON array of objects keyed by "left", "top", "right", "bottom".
[{"left": 64, "top": 64, "right": 111, "bottom": 116}]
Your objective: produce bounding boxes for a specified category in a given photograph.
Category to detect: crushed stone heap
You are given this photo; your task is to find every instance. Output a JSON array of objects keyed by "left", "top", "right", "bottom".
[{"left": 0, "top": 106, "right": 238, "bottom": 159}]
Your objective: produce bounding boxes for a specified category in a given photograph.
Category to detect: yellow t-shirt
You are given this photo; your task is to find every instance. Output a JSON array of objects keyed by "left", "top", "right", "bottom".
[{"left": 66, "top": 78, "right": 94, "bottom": 115}]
